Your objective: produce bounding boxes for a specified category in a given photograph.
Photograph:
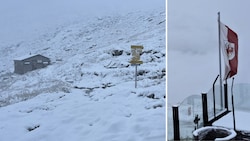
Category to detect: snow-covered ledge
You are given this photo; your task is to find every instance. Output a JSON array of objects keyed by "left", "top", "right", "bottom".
[{"left": 193, "top": 126, "right": 236, "bottom": 141}]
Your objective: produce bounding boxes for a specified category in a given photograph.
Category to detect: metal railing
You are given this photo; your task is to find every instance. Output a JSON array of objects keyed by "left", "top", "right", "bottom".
[{"left": 169, "top": 83, "right": 250, "bottom": 140}]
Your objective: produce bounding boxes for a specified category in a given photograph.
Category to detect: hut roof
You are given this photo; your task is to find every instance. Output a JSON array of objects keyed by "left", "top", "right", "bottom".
[{"left": 14, "top": 54, "right": 48, "bottom": 61}]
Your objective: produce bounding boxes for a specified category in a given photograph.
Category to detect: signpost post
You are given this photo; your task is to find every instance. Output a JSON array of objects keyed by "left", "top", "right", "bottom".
[{"left": 129, "top": 45, "right": 143, "bottom": 88}]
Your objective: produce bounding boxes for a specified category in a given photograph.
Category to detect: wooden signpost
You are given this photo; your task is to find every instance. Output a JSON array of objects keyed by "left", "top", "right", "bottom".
[{"left": 129, "top": 45, "right": 143, "bottom": 88}]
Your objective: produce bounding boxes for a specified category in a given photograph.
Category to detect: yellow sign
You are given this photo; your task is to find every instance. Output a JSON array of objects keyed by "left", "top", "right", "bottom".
[
  {"left": 130, "top": 45, "right": 143, "bottom": 64},
  {"left": 130, "top": 60, "right": 143, "bottom": 64}
]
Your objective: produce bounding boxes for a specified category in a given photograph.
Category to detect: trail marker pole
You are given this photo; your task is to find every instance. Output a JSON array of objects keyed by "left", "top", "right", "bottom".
[
  {"left": 135, "top": 64, "right": 137, "bottom": 88},
  {"left": 130, "top": 45, "right": 143, "bottom": 88}
]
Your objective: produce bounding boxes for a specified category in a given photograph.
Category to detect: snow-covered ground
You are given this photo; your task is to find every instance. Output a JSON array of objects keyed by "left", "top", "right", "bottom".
[{"left": 0, "top": 8, "right": 165, "bottom": 141}]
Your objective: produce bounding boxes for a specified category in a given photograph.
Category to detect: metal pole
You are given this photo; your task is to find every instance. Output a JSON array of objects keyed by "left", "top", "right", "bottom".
[
  {"left": 224, "top": 72, "right": 230, "bottom": 111},
  {"left": 218, "top": 12, "right": 223, "bottom": 110},
  {"left": 213, "top": 75, "right": 219, "bottom": 117},
  {"left": 224, "top": 83, "right": 228, "bottom": 111},
  {"left": 202, "top": 93, "right": 209, "bottom": 126},
  {"left": 172, "top": 105, "right": 180, "bottom": 140},
  {"left": 135, "top": 65, "right": 137, "bottom": 88},
  {"left": 231, "top": 77, "right": 236, "bottom": 131}
]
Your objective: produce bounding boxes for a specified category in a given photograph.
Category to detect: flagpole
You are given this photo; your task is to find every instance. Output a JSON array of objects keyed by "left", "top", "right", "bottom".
[{"left": 218, "top": 12, "right": 223, "bottom": 109}]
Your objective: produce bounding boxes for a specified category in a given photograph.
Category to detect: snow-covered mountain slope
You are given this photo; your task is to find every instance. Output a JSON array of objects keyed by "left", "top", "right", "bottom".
[{"left": 0, "top": 9, "right": 165, "bottom": 141}]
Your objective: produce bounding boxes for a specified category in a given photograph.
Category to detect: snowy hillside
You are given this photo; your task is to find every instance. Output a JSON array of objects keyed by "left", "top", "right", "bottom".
[{"left": 0, "top": 9, "right": 165, "bottom": 141}]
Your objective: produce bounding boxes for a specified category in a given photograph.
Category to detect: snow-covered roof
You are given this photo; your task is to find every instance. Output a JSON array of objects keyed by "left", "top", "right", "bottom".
[{"left": 14, "top": 54, "right": 47, "bottom": 61}]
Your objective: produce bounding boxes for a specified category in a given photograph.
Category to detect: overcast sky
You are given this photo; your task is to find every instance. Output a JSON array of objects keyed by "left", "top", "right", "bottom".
[
  {"left": 168, "top": 0, "right": 250, "bottom": 53},
  {"left": 168, "top": 0, "right": 250, "bottom": 104},
  {"left": 0, "top": 0, "right": 165, "bottom": 44}
]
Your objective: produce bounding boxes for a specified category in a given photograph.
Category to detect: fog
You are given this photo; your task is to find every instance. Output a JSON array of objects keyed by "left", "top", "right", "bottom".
[{"left": 0, "top": 0, "right": 165, "bottom": 44}]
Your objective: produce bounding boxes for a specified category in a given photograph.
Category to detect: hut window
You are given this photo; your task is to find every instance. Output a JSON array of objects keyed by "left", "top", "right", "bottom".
[
  {"left": 24, "top": 61, "right": 30, "bottom": 65},
  {"left": 37, "top": 60, "right": 42, "bottom": 63},
  {"left": 43, "top": 62, "right": 49, "bottom": 65}
]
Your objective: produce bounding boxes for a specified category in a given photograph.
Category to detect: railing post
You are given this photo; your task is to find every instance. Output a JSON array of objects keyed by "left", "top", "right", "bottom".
[
  {"left": 224, "top": 83, "right": 228, "bottom": 111},
  {"left": 213, "top": 75, "right": 220, "bottom": 117},
  {"left": 172, "top": 105, "right": 180, "bottom": 140},
  {"left": 202, "top": 93, "right": 209, "bottom": 126},
  {"left": 224, "top": 72, "right": 230, "bottom": 111}
]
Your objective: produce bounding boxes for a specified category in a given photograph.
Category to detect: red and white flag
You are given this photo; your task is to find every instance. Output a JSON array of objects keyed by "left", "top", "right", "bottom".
[{"left": 220, "top": 22, "right": 238, "bottom": 80}]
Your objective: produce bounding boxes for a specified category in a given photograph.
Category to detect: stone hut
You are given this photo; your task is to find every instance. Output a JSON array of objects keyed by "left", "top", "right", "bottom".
[{"left": 14, "top": 54, "right": 50, "bottom": 74}]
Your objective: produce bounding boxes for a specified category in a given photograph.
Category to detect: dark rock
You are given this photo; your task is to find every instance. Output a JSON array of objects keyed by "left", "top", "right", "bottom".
[
  {"left": 112, "top": 50, "right": 123, "bottom": 56},
  {"left": 126, "top": 52, "right": 131, "bottom": 56},
  {"left": 137, "top": 70, "right": 149, "bottom": 76},
  {"left": 27, "top": 125, "right": 40, "bottom": 132},
  {"left": 147, "top": 94, "right": 155, "bottom": 99}
]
